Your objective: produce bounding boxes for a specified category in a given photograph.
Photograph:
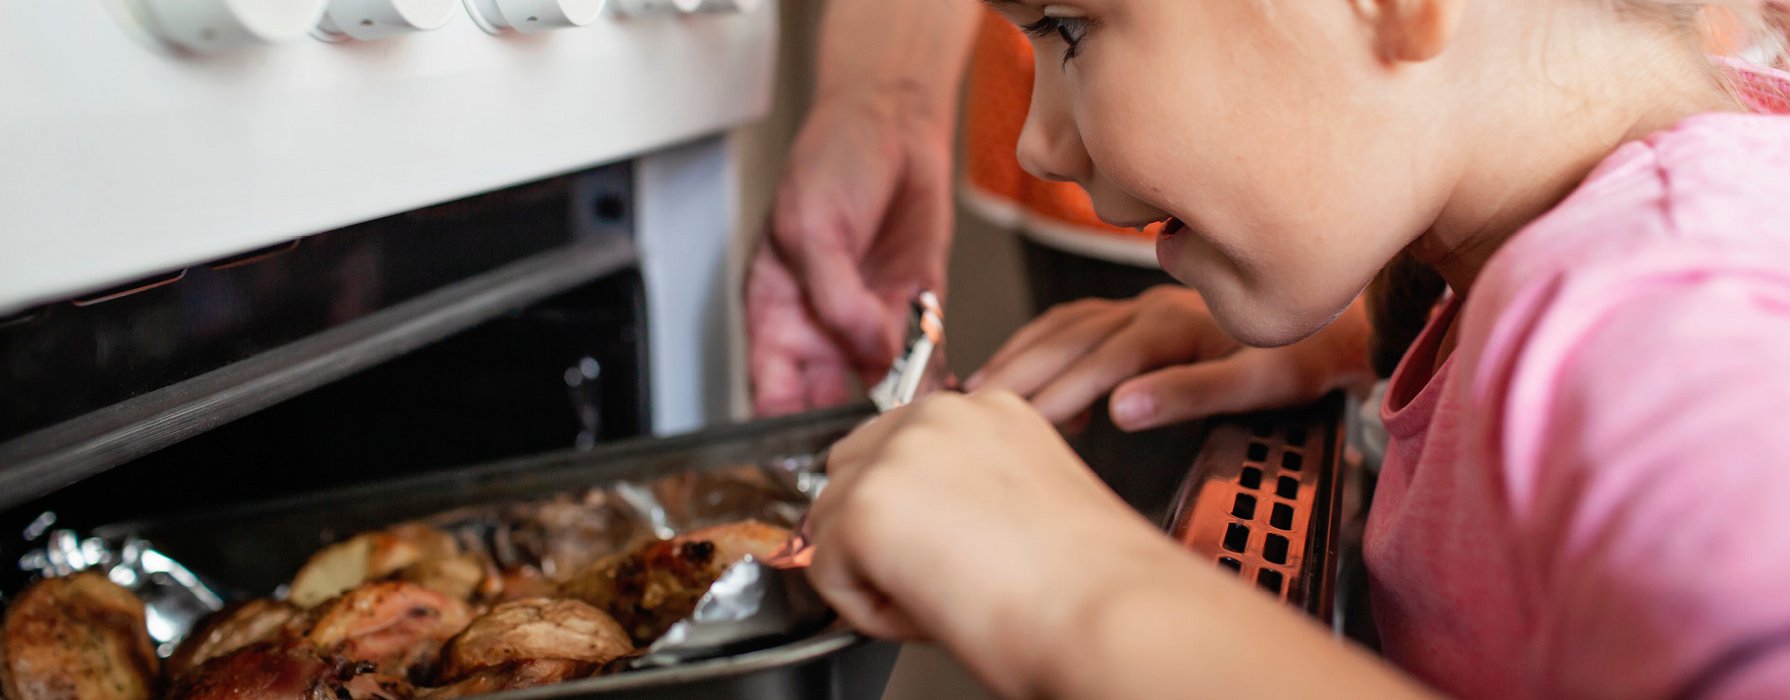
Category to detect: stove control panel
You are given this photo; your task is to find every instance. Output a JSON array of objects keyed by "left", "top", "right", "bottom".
[
  {"left": 131, "top": 0, "right": 760, "bottom": 48},
  {"left": 463, "top": 0, "right": 606, "bottom": 34},
  {"left": 608, "top": 0, "right": 696, "bottom": 16},
  {"left": 0, "top": 0, "right": 778, "bottom": 315},
  {"left": 316, "top": 0, "right": 461, "bottom": 41},
  {"left": 677, "top": 0, "right": 762, "bottom": 13},
  {"left": 137, "top": 0, "right": 330, "bottom": 51}
]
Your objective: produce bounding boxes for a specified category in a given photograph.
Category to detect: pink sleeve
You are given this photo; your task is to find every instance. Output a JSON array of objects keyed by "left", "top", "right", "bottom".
[{"left": 1518, "top": 273, "right": 1790, "bottom": 698}]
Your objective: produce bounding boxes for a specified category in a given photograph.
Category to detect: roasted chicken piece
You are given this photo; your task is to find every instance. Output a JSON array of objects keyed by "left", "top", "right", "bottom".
[
  {"left": 166, "top": 598, "right": 301, "bottom": 680},
  {"left": 561, "top": 520, "right": 790, "bottom": 645},
  {"left": 489, "top": 495, "right": 645, "bottom": 580},
  {"left": 166, "top": 642, "right": 408, "bottom": 700},
  {"left": 398, "top": 553, "right": 499, "bottom": 604},
  {"left": 172, "top": 581, "right": 471, "bottom": 698},
  {"left": 438, "top": 598, "right": 632, "bottom": 682},
  {"left": 0, "top": 573, "right": 158, "bottom": 700},
  {"left": 494, "top": 566, "right": 558, "bottom": 603},
  {"left": 297, "top": 581, "right": 473, "bottom": 679},
  {"left": 418, "top": 659, "right": 593, "bottom": 698},
  {"left": 289, "top": 524, "right": 479, "bottom": 608}
]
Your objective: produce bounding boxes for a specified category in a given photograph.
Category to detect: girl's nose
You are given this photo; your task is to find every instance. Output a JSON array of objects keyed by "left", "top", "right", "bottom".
[
  {"left": 1017, "top": 118, "right": 1078, "bottom": 183},
  {"left": 1016, "top": 58, "right": 1091, "bottom": 184}
]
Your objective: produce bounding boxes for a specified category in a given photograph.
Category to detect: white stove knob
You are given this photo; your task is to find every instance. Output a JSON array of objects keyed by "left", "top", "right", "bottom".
[
  {"left": 316, "top": 0, "right": 459, "bottom": 40},
  {"left": 676, "top": 0, "right": 760, "bottom": 13},
  {"left": 138, "top": 0, "right": 330, "bottom": 51},
  {"left": 608, "top": 0, "right": 696, "bottom": 16},
  {"left": 464, "top": 0, "right": 605, "bottom": 33}
]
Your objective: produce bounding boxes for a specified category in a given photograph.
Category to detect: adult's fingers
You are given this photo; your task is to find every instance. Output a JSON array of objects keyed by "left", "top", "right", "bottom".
[
  {"left": 746, "top": 246, "right": 857, "bottom": 416},
  {"left": 1108, "top": 349, "right": 1324, "bottom": 432},
  {"left": 801, "top": 241, "right": 902, "bottom": 373},
  {"left": 769, "top": 184, "right": 902, "bottom": 375}
]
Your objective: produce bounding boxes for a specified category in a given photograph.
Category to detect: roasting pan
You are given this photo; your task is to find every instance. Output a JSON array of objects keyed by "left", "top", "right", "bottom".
[{"left": 56, "top": 405, "right": 895, "bottom": 700}]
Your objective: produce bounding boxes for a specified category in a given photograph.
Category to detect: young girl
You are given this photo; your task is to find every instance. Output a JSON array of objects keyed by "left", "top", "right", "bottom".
[{"left": 800, "top": 0, "right": 1790, "bottom": 697}]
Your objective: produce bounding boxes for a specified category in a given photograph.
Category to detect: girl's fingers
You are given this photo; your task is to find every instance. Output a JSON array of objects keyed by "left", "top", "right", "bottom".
[
  {"left": 806, "top": 531, "right": 927, "bottom": 641},
  {"left": 968, "top": 300, "right": 1119, "bottom": 389},
  {"left": 1109, "top": 349, "right": 1318, "bottom": 431},
  {"left": 1025, "top": 320, "right": 1196, "bottom": 424},
  {"left": 806, "top": 447, "right": 929, "bottom": 642},
  {"left": 970, "top": 310, "right": 1134, "bottom": 400}
]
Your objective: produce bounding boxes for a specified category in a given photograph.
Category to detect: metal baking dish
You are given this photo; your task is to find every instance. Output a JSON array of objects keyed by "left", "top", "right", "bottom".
[{"left": 80, "top": 405, "right": 896, "bottom": 700}]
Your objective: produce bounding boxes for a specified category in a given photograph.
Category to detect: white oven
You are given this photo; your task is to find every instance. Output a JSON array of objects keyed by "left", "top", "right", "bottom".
[{"left": 0, "top": 0, "right": 776, "bottom": 439}]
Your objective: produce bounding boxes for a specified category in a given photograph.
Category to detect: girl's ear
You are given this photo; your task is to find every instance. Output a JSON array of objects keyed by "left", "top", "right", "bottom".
[{"left": 1352, "top": 0, "right": 1463, "bottom": 63}]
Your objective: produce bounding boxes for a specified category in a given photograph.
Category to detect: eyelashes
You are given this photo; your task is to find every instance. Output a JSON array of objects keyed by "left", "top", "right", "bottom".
[{"left": 1021, "top": 15, "right": 1091, "bottom": 65}]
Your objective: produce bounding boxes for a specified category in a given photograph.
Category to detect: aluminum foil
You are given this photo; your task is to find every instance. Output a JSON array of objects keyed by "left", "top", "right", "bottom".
[
  {"left": 15, "top": 516, "right": 226, "bottom": 658},
  {"left": 14, "top": 457, "right": 824, "bottom": 662}
]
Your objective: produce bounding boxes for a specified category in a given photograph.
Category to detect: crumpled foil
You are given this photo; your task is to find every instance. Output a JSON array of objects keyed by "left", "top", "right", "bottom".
[
  {"left": 12, "top": 455, "right": 829, "bottom": 664},
  {"left": 15, "top": 516, "right": 226, "bottom": 658}
]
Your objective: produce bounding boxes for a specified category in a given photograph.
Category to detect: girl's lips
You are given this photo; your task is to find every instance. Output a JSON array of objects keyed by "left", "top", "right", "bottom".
[{"left": 1155, "top": 218, "right": 1189, "bottom": 272}]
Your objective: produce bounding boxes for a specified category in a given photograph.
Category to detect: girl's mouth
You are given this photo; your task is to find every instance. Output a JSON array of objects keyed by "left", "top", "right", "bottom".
[{"left": 1160, "top": 217, "right": 1187, "bottom": 236}]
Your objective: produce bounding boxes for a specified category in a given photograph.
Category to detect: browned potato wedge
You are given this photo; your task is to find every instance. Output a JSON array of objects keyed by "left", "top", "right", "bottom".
[
  {"left": 439, "top": 598, "right": 632, "bottom": 682},
  {"left": 0, "top": 573, "right": 158, "bottom": 700},
  {"left": 400, "top": 553, "right": 496, "bottom": 604},
  {"left": 289, "top": 524, "right": 459, "bottom": 608}
]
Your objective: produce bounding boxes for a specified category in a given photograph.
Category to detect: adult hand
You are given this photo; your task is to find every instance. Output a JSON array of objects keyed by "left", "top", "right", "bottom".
[
  {"left": 967, "top": 286, "right": 1374, "bottom": 430},
  {"left": 746, "top": 91, "right": 955, "bottom": 416}
]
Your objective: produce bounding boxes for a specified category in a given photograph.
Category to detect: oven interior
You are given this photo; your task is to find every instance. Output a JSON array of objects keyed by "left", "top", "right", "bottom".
[{"left": 1, "top": 163, "right": 649, "bottom": 540}]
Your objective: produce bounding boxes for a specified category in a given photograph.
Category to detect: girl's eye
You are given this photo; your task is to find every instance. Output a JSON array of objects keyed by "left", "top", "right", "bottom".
[{"left": 1021, "top": 15, "right": 1091, "bottom": 65}]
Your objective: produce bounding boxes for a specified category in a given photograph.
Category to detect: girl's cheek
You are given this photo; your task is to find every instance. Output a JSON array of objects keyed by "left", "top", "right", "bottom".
[{"left": 1073, "top": 69, "right": 1178, "bottom": 199}]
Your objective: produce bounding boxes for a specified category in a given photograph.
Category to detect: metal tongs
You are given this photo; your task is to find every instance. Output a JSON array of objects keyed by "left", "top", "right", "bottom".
[
  {"left": 637, "top": 291, "right": 951, "bottom": 667},
  {"left": 867, "top": 289, "right": 950, "bottom": 414}
]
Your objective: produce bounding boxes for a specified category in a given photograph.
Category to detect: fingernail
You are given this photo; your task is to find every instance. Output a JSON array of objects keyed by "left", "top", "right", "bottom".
[{"left": 1113, "top": 393, "right": 1154, "bottom": 427}]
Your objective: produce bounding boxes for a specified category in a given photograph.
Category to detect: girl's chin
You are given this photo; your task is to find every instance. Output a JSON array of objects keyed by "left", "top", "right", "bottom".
[
  {"left": 1211, "top": 293, "right": 1342, "bottom": 349},
  {"left": 1155, "top": 222, "right": 1333, "bottom": 347}
]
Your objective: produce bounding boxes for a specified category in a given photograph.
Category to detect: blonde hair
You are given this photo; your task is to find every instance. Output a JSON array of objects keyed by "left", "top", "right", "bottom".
[
  {"left": 1644, "top": 0, "right": 1790, "bottom": 68},
  {"left": 1365, "top": 1, "right": 1789, "bottom": 376}
]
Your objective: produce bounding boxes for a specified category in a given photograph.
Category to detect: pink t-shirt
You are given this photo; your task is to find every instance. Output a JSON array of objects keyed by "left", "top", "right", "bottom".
[{"left": 1364, "top": 66, "right": 1790, "bottom": 698}]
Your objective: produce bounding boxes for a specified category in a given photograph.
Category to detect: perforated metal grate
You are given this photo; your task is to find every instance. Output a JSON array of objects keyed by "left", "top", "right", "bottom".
[{"left": 1165, "top": 394, "right": 1347, "bottom": 616}]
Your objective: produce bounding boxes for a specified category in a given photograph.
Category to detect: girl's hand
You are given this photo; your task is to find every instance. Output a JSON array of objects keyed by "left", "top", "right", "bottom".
[
  {"left": 966, "top": 285, "right": 1374, "bottom": 430},
  {"left": 804, "top": 390, "right": 1434, "bottom": 700},
  {"left": 804, "top": 390, "right": 1186, "bottom": 698}
]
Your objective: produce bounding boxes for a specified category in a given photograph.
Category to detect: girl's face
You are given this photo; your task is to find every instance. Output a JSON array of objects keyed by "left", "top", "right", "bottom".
[{"left": 992, "top": 0, "right": 1463, "bottom": 346}]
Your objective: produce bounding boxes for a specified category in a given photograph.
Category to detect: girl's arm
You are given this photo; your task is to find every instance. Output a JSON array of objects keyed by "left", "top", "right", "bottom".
[
  {"left": 1044, "top": 553, "right": 1432, "bottom": 700},
  {"left": 805, "top": 390, "right": 1431, "bottom": 700}
]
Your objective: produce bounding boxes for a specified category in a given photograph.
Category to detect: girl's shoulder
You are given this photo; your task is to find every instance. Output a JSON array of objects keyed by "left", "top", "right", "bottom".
[
  {"left": 1475, "top": 109, "right": 1790, "bottom": 326},
  {"left": 1454, "top": 108, "right": 1790, "bottom": 470}
]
